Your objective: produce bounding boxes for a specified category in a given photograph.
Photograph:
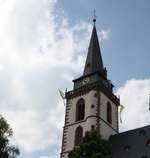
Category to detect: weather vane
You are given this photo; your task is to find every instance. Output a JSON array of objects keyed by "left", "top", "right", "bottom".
[
  {"left": 93, "top": 10, "right": 97, "bottom": 18},
  {"left": 93, "top": 10, "right": 97, "bottom": 25}
]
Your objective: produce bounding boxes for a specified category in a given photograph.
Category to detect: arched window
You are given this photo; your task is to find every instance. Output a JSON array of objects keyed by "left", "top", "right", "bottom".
[
  {"left": 75, "top": 126, "right": 83, "bottom": 146},
  {"left": 76, "top": 98, "right": 85, "bottom": 121},
  {"left": 107, "top": 102, "right": 112, "bottom": 124}
]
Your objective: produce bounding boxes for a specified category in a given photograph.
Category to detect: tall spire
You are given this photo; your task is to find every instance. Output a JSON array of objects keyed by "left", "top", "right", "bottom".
[{"left": 83, "top": 20, "right": 104, "bottom": 76}]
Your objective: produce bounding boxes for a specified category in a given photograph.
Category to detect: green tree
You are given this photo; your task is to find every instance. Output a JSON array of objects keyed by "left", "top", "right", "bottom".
[
  {"left": 0, "top": 114, "right": 20, "bottom": 158},
  {"left": 68, "top": 129, "right": 112, "bottom": 158}
]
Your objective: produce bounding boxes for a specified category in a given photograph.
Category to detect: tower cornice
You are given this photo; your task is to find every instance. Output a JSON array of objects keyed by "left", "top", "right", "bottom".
[{"left": 65, "top": 80, "right": 120, "bottom": 106}]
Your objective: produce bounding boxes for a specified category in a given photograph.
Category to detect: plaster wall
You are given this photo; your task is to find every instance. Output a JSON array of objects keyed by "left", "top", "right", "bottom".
[
  {"left": 100, "top": 120, "right": 118, "bottom": 140},
  {"left": 86, "top": 117, "right": 97, "bottom": 131},
  {"left": 87, "top": 90, "right": 97, "bottom": 116},
  {"left": 100, "top": 92, "right": 118, "bottom": 131}
]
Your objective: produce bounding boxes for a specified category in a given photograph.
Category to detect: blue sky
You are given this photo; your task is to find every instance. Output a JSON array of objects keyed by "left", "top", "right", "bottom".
[
  {"left": 0, "top": 0, "right": 150, "bottom": 158},
  {"left": 55, "top": 0, "right": 150, "bottom": 89}
]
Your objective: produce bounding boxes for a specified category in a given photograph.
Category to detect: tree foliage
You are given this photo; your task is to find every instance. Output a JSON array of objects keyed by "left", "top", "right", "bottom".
[
  {"left": 0, "top": 114, "right": 20, "bottom": 158},
  {"left": 68, "top": 129, "right": 112, "bottom": 158}
]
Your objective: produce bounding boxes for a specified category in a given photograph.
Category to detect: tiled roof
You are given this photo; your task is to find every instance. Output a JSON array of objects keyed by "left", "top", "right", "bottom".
[
  {"left": 109, "top": 125, "right": 150, "bottom": 158},
  {"left": 83, "top": 25, "right": 103, "bottom": 76}
]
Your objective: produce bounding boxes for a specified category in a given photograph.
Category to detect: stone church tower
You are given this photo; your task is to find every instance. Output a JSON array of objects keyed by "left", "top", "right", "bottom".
[{"left": 60, "top": 19, "right": 120, "bottom": 158}]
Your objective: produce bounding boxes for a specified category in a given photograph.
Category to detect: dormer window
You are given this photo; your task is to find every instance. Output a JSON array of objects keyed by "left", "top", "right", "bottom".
[
  {"left": 124, "top": 145, "right": 130, "bottom": 151},
  {"left": 87, "top": 63, "right": 90, "bottom": 68},
  {"left": 146, "top": 139, "right": 150, "bottom": 146},
  {"left": 139, "top": 130, "right": 145, "bottom": 135}
]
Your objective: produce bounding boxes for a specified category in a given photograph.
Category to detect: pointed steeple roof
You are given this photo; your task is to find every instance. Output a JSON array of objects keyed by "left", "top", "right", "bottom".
[
  {"left": 83, "top": 22, "right": 103, "bottom": 76},
  {"left": 73, "top": 19, "right": 114, "bottom": 91}
]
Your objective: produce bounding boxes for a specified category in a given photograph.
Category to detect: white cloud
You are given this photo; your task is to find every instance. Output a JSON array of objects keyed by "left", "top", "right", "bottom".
[
  {"left": 0, "top": 0, "right": 111, "bottom": 154},
  {"left": 116, "top": 78, "right": 150, "bottom": 132},
  {"left": 98, "top": 29, "right": 111, "bottom": 40},
  {"left": 39, "top": 149, "right": 60, "bottom": 158},
  {"left": 0, "top": 64, "right": 4, "bottom": 71}
]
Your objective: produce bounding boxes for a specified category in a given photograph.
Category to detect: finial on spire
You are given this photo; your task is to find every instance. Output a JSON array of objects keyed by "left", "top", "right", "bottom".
[{"left": 93, "top": 10, "right": 97, "bottom": 25}]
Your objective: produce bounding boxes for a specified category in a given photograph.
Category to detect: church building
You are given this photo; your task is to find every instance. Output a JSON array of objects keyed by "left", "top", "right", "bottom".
[{"left": 60, "top": 19, "right": 150, "bottom": 158}]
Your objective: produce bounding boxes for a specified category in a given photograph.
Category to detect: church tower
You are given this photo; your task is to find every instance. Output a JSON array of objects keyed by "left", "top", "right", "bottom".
[{"left": 60, "top": 19, "right": 120, "bottom": 158}]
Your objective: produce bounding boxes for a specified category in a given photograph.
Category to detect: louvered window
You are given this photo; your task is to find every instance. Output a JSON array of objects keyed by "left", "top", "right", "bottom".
[
  {"left": 107, "top": 102, "right": 112, "bottom": 124},
  {"left": 76, "top": 99, "right": 85, "bottom": 121}
]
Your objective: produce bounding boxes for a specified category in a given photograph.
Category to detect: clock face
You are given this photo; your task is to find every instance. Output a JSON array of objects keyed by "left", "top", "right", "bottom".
[
  {"left": 103, "top": 81, "right": 108, "bottom": 87},
  {"left": 82, "top": 77, "right": 90, "bottom": 84}
]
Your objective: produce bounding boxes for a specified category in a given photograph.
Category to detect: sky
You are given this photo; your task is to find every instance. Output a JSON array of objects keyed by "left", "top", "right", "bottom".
[{"left": 0, "top": 0, "right": 150, "bottom": 158}]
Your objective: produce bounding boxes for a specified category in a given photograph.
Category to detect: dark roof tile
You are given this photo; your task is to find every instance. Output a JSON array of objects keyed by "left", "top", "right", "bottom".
[{"left": 109, "top": 125, "right": 150, "bottom": 158}]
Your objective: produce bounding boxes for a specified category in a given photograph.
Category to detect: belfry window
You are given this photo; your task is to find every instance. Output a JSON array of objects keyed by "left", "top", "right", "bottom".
[
  {"left": 107, "top": 102, "right": 112, "bottom": 124},
  {"left": 76, "top": 99, "right": 85, "bottom": 121},
  {"left": 75, "top": 126, "right": 83, "bottom": 146}
]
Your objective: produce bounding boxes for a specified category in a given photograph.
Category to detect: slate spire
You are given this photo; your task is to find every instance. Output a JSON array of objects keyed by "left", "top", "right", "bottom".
[{"left": 83, "top": 19, "right": 104, "bottom": 76}]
